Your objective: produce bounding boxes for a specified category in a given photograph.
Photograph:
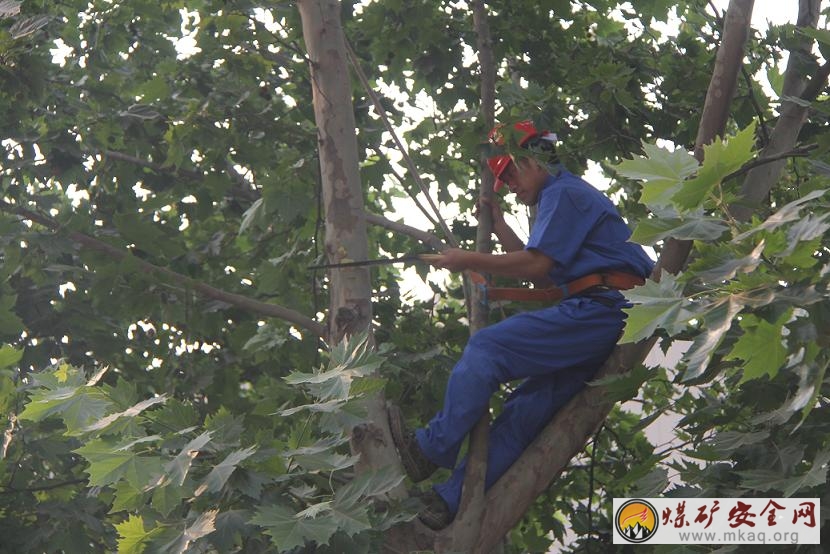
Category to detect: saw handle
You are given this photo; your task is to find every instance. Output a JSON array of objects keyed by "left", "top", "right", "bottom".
[{"left": 416, "top": 253, "right": 443, "bottom": 264}]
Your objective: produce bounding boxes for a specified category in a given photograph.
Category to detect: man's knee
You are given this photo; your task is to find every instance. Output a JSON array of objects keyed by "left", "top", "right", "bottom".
[{"left": 455, "top": 332, "right": 506, "bottom": 389}]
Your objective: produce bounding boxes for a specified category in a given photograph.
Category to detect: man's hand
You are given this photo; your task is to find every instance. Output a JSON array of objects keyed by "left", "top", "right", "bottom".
[
  {"left": 434, "top": 248, "right": 472, "bottom": 272},
  {"left": 475, "top": 197, "right": 525, "bottom": 253},
  {"left": 474, "top": 198, "right": 507, "bottom": 229}
]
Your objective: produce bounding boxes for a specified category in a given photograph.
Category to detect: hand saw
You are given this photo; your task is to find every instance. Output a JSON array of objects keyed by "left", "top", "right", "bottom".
[{"left": 307, "top": 253, "right": 442, "bottom": 270}]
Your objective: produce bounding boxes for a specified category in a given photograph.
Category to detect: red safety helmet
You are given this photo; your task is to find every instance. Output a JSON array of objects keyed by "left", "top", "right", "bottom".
[{"left": 487, "top": 120, "right": 556, "bottom": 191}]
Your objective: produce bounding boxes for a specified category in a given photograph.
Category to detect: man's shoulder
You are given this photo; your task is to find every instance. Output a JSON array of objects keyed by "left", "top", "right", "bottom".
[{"left": 544, "top": 171, "right": 605, "bottom": 211}]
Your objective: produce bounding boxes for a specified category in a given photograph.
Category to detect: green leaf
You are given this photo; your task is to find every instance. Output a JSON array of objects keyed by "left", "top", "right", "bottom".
[
  {"left": 589, "top": 364, "right": 652, "bottom": 402},
  {"left": 291, "top": 451, "right": 358, "bottom": 473},
  {"left": 279, "top": 398, "right": 346, "bottom": 417},
  {"left": 251, "top": 504, "right": 338, "bottom": 551},
  {"left": 152, "top": 482, "right": 187, "bottom": 518},
  {"left": 780, "top": 214, "right": 830, "bottom": 258},
  {"left": 733, "top": 189, "right": 827, "bottom": 242},
  {"left": 157, "top": 509, "right": 218, "bottom": 554},
  {"left": 0, "top": 293, "right": 24, "bottom": 335},
  {"left": 9, "top": 15, "right": 50, "bottom": 39},
  {"left": 725, "top": 312, "right": 790, "bottom": 384},
  {"left": 631, "top": 215, "right": 728, "bottom": 245},
  {"left": 620, "top": 272, "right": 690, "bottom": 343},
  {"left": 112, "top": 213, "right": 184, "bottom": 259},
  {"left": 691, "top": 240, "right": 765, "bottom": 283},
  {"left": 615, "top": 143, "right": 698, "bottom": 209},
  {"left": 83, "top": 395, "right": 168, "bottom": 432},
  {"left": 682, "top": 296, "right": 744, "bottom": 381},
  {"left": 789, "top": 357, "right": 829, "bottom": 427},
  {"left": 164, "top": 431, "right": 212, "bottom": 486},
  {"left": 115, "top": 515, "right": 163, "bottom": 554},
  {"left": 632, "top": 467, "right": 669, "bottom": 497},
  {"left": 672, "top": 123, "right": 756, "bottom": 210},
  {"left": 0, "top": 344, "right": 22, "bottom": 369},
  {"left": 75, "top": 438, "right": 164, "bottom": 488},
  {"left": 736, "top": 450, "right": 830, "bottom": 496},
  {"left": 285, "top": 335, "right": 385, "bottom": 402},
  {"left": 239, "top": 197, "right": 266, "bottom": 235},
  {"left": 327, "top": 495, "right": 371, "bottom": 537},
  {"left": 333, "top": 466, "right": 405, "bottom": 505},
  {"left": 20, "top": 383, "right": 113, "bottom": 434},
  {"left": 706, "top": 430, "right": 770, "bottom": 457},
  {"left": 111, "top": 481, "right": 147, "bottom": 513},
  {"left": 195, "top": 446, "right": 257, "bottom": 497}
]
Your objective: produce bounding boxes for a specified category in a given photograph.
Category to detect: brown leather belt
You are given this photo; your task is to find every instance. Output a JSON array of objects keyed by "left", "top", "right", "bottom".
[{"left": 469, "top": 271, "right": 645, "bottom": 305}]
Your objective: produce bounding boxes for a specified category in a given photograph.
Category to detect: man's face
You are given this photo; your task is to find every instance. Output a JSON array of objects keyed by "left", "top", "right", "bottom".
[{"left": 500, "top": 159, "right": 547, "bottom": 205}]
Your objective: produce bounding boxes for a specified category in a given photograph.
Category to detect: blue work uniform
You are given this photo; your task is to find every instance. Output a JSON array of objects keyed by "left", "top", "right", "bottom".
[{"left": 415, "top": 169, "right": 655, "bottom": 515}]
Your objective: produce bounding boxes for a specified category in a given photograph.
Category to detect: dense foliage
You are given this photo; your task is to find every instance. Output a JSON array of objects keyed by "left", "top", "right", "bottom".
[{"left": 1, "top": 0, "right": 828, "bottom": 552}]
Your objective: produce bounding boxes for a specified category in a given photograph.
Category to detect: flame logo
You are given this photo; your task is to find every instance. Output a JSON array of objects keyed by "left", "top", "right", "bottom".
[{"left": 615, "top": 500, "right": 659, "bottom": 543}]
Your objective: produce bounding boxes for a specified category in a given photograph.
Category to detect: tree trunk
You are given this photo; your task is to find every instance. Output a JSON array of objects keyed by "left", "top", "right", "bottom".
[
  {"left": 475, "top": 1, "right": 755, "bottom": 551},
  {"left": 298, "top": 0, "right": 372, "bottom": 343},
  {"left": 296, "top": 0, "right": 404, "bottom": 498},
  {"left": 437, "top": 1, "right": 497, "bottom": 551}
]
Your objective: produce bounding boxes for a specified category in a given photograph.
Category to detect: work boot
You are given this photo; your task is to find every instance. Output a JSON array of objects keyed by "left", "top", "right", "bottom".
[
  {"left": 387, "top": 404, "right": 437, "bottom": 483},
  {"left": 416, "top": 489, "right": 453, "bottom": 531}
]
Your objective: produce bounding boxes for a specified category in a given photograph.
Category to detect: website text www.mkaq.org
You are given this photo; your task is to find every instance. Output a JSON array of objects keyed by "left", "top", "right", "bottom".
[{"left": 677, "top": 528, "right": 801, "bottom": 544}]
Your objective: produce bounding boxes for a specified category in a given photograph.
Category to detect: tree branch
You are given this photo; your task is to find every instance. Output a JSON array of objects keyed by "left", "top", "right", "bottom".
[
  {"left": 442, "top": 1, "right": 497, "bottom": 551},
  {"left": 101, "top": 150, "right": 259, "bottom": 205},
  {"left": 0, "top": 478, "right": 87, "bottom": 495},
  {"left": 364, "top": 212, "right": 447, "bottom": 251},
  {"left": 344, "top": 39, "right": 458, "bottom": 249},
  {"left": 1, "top": 201, "right": 327, "bottom": 339},
  {"left": 724, "top": 144, "right": 816, "bottom": 182},
  {"left": 730, "top": 1, "right": 825, "bottom": 222},
  {"left": 475, "top": 2, "right": 755, "bottom": 550},
  {"left": 368, "top": 143, "right": 441, "bottom": 229}
]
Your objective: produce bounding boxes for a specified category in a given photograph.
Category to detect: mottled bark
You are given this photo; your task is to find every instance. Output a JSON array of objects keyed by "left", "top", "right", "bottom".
[{"left": 297, "top": 0, "right": 403, "bottom": 497}]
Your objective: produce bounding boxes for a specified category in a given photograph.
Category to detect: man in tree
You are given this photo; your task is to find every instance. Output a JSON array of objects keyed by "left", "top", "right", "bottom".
[{"left": 389, "top": 120, "right": 655, "bottom": 530}]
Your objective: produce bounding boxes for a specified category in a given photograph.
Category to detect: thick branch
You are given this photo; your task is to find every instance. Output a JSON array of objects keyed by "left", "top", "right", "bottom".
[
  {"left": 476, "top": 338, "right": 658, "bottom": 552},
  {"left": 441, "top": 1, "right": 497, "bottom": 551},
  {"left": 475, "top": 1, "right": 755, "bottom": 551},
  {"left": 731, "top": 59, "right": 830, "bottom": 221},
  {"left": 2, "top": 201, "right": 327, "bottom": 339}
]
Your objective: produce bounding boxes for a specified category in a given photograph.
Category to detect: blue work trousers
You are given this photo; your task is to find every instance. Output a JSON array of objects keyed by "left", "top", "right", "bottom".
[{"left": 415, "top": 295, "right": 626, "bottom": 515}]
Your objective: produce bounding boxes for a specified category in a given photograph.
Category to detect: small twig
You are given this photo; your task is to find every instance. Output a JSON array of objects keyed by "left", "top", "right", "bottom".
[
  {"left": 364, "top": 212, "right": 447, "bottom": 252},
  {"left": 724, "top": 144, "right": 817, "bottom": 182},
  {"left": 586, "top": 424, "right": 603, "bottom": 552},
  {"left": 344, "top": 39, "right": 458, "bottom": 248},
  {"left": 741, "top": 65, "right": 771, "bottom": 146},
  {"left": 369, "top": 144, "right": 440, "bottom": 229},
  {"left": 0, "top": 478, "right": 87, "bottom": 495}
]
